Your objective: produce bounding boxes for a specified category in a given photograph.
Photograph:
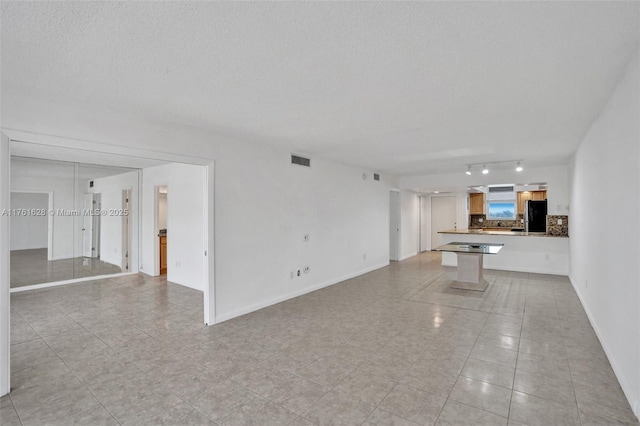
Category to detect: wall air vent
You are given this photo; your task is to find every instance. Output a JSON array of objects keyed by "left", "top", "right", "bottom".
[
  {"left": 373, "top": 173, "right": 380, "bottom": 181},
  {"left": 291, "top": 154, "right": 310, "bottom": 167}
]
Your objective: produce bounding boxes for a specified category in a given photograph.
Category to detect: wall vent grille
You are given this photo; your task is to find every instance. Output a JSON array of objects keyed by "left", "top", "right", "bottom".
[{"left": 291, "top": 155, "right": 310, "bottom": 167}]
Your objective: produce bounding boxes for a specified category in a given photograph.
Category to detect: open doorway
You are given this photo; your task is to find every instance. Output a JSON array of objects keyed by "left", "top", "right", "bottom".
[{"left": 157, "top": 186, "right": 168, "bottom": 275}]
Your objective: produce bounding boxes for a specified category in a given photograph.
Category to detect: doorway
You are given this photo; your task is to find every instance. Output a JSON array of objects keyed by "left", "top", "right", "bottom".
[
  {"left": 156, "top": 186, "right": 168, "bottom": 275},
  {"left": 389, "top": 191, "right": 401, "bottom": 261},
  {"left": 431, "top": 196, "right": 457, "bottom": 250}
]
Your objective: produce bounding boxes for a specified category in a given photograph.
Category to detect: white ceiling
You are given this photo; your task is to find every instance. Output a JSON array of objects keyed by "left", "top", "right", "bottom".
[{"left": 1, "top": 1, "right": 638, "bottom": 176}]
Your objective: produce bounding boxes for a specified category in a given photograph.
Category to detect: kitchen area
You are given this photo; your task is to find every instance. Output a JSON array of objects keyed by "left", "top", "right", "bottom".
[{"left": 438, "top": 182, "right": 570, "bottom": 275}]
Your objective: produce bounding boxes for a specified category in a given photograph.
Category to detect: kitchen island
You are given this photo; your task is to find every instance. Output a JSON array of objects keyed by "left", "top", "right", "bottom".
[{"left": 438, "top": 229, "right": 569, "bottom": 275}]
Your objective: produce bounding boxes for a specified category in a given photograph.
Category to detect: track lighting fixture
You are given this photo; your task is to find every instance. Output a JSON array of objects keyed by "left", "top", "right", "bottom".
[{"left": 465, "top": 160, "right": 524, "bottom": 176}]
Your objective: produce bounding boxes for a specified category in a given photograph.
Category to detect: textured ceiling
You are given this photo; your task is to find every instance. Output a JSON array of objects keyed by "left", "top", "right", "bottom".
[{"left": 1, "top": 1, "right": 639, "bottom": 175}]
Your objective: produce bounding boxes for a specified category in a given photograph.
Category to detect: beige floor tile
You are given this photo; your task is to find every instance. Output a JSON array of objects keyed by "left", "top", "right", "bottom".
[
  {"left": 509, "top": 391, "right": 580, "bottom": 426},
  {"left": 378, "top": 383, "right": 446, "bottom": 425},
  {"left": 448, "top": 376, "right": 512, "bottom": 418},
  {"left": 436, "top": 399, "right": 507, "bottom": 426},
  {"left": 460, "top": 358, "right": 515, "bottom": 389},
  {"left": 303, "top": 390, "right": 376, "bottom": 426},
  {"left": 6, "top": 252, "right": 636, "bottom": 425},
  {"left": 513, "top": 369, "right": 576, "bottom": 404},
  {"left": 333, "top": 365, "right": 398, "bottom": 406},
  {"left": 363, "top": 408, "right": 422, "bottom": 426}
]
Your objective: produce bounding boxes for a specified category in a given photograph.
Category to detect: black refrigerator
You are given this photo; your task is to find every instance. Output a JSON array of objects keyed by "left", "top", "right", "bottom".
[{"left": 525, "top": 200, "right": 548, "bottom": 232}]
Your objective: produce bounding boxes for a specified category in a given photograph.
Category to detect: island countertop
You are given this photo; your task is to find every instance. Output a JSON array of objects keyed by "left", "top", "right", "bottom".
[{"left": 438, "top": 229, "right": 568, "bottom": 238}]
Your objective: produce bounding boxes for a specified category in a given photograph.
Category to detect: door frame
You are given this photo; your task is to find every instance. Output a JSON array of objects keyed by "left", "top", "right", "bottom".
[
  {"left": 10, "top": 190, "right": 54, "bottom": 260},
  {"left": 0, "top": 130, "right": 217, "bottom": 398},
  {"left": 389, "top": 190, "right": 401, "bottom": 261},
  {"left": 121, "top": 189, "right": 132, "bottom": 272},
  {"left": 153, "top": 184, "right": 168, "bottom": 276}
]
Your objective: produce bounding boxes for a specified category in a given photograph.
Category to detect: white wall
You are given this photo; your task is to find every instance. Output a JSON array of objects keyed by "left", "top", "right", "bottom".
[
  {"left": 9, "top": 192, "right": 48, "bottom": 251},
  {"left": 89, "top": 171, "right": 139, "bottom": 270},
  {"left": 569, "top": 50, "right": 640, "bottom": 417},
  {"left": 141, "top": 163, "right": 206, "bottom": 291},
  {"left": 11, "top": 159, "right": 77, "bottom": 260},
  {"left": 213, "top": 145, "right": 393, "bottom": 321},
  {"left": 399, "top": 190, "right": 419, "bottom": 260}
]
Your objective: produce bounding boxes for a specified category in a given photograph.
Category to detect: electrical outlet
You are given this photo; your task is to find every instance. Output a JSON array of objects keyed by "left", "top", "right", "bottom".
[
  {"left": 175, "top": 261, "right": 181, "bottom": 268},
  {"left": 478, "top": 218, "right": 483, "bottom": 223},
  {"left": 304, "top": 234, "right": 310, "bottom": 242},
  {"left": 297, "top": 270, "right": 301, "bottom": 277},
  {"left": 557, "top": 219, "right": 563, "bottom": 225},
  {"left": 303, "top": 266, "right": 310, "bottom": 274}
]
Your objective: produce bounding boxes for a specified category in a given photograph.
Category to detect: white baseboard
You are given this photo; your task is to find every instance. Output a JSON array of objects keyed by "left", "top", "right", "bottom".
[
  {"left": 569, "top": 276, "right": 639, "bottom": 420},
  {"left": 399, "top": 252, "right": 418, "bottom": 261},
  {"left": 10, "top": 272, "right": 137, "bottom": 293},
  {"left": 214, "top": 262, "right": 389, "bottom": 324}
]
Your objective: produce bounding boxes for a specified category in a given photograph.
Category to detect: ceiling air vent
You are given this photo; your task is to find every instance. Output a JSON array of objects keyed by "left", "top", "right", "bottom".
[
  {"left": 291, "top": 154, "right": 310, "bottom": 167},
  {"left": 373, "top": 173, "right": 380, "bottom": 181}
]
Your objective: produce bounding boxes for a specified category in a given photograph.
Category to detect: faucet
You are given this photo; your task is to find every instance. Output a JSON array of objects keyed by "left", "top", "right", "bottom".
[{"left": 497, "top": 221, "right": 501, "bottom": 227}]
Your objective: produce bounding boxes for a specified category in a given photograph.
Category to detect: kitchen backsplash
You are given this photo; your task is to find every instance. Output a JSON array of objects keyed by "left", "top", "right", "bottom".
[
  {"left": 469, "top": 214, "right": 524, "bottom": 229},
  {"left": 546, "top": 215, "right": 569, "bottom": 237}
]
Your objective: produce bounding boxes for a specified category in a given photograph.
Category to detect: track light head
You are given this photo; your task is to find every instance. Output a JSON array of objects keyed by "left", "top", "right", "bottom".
[
  {"left": 482, "top": 165, "right": 489, "bottom": 174},
  {"left": 515, "top": 161, "right": 523, "bottom": 172},
  {"left": 465, "top": 166, "right": 471, "bottom": 175}
]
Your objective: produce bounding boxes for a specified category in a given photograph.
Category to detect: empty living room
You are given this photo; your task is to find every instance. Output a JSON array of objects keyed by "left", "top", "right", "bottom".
[{"left": 0, "top": 1, "right": 639, "bottom": 425}]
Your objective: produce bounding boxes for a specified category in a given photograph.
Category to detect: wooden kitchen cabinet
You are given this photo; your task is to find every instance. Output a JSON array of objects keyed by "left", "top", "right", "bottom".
[
  {"left": 160, "top": 236, "right": 167, "bottom": 274},
  {"left": 517, "top": 190, "right": 547, "bottom": 214},
  {"left": 469, "top": 193, "right": 485, "bottom": 214}
]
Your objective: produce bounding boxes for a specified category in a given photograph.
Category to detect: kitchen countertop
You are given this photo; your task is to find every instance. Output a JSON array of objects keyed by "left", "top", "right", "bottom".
[{"left": 439, "top": 228, "right": 568, "bottom": 238}]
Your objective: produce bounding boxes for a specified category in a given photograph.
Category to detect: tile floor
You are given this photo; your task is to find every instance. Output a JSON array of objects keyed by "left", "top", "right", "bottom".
[
  {"left": 11, "top": 248, "right": 122, "bottom": 288},
  {"left": 1, "top": 252, "right": 637, "bottom": 425}
]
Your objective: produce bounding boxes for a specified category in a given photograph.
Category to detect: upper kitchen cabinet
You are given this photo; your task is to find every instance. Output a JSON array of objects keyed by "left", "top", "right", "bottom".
[
  {"left": 517, "top": 190, "right": 547, "bottom": 214},
  {"left": 469, "top": 193, "right": 485, "bottom": 214}
]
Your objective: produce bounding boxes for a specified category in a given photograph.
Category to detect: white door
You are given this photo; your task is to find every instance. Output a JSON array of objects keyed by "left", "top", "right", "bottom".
[
  {"left": 389, "top": 191, "right": 401, "bottom": 261},
  {"left": 82, "top": 194, "right": 94, "bottom": 257},
  {"left": 431, "top": 196, "right": 457, "bottom": 250}
]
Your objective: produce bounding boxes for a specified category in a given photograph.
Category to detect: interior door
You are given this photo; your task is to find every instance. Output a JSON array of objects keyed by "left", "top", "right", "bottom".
[
  {"left": 82, "top": 193, "right": 94, "bottom": 257},
  {"left": 431, "top": 196, "right": 457, "bottom": 250}
]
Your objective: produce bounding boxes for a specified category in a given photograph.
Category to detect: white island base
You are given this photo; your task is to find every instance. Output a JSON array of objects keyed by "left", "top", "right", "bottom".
[{"left": 452, "top": 252, "right": 489, "bottom": 291}]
